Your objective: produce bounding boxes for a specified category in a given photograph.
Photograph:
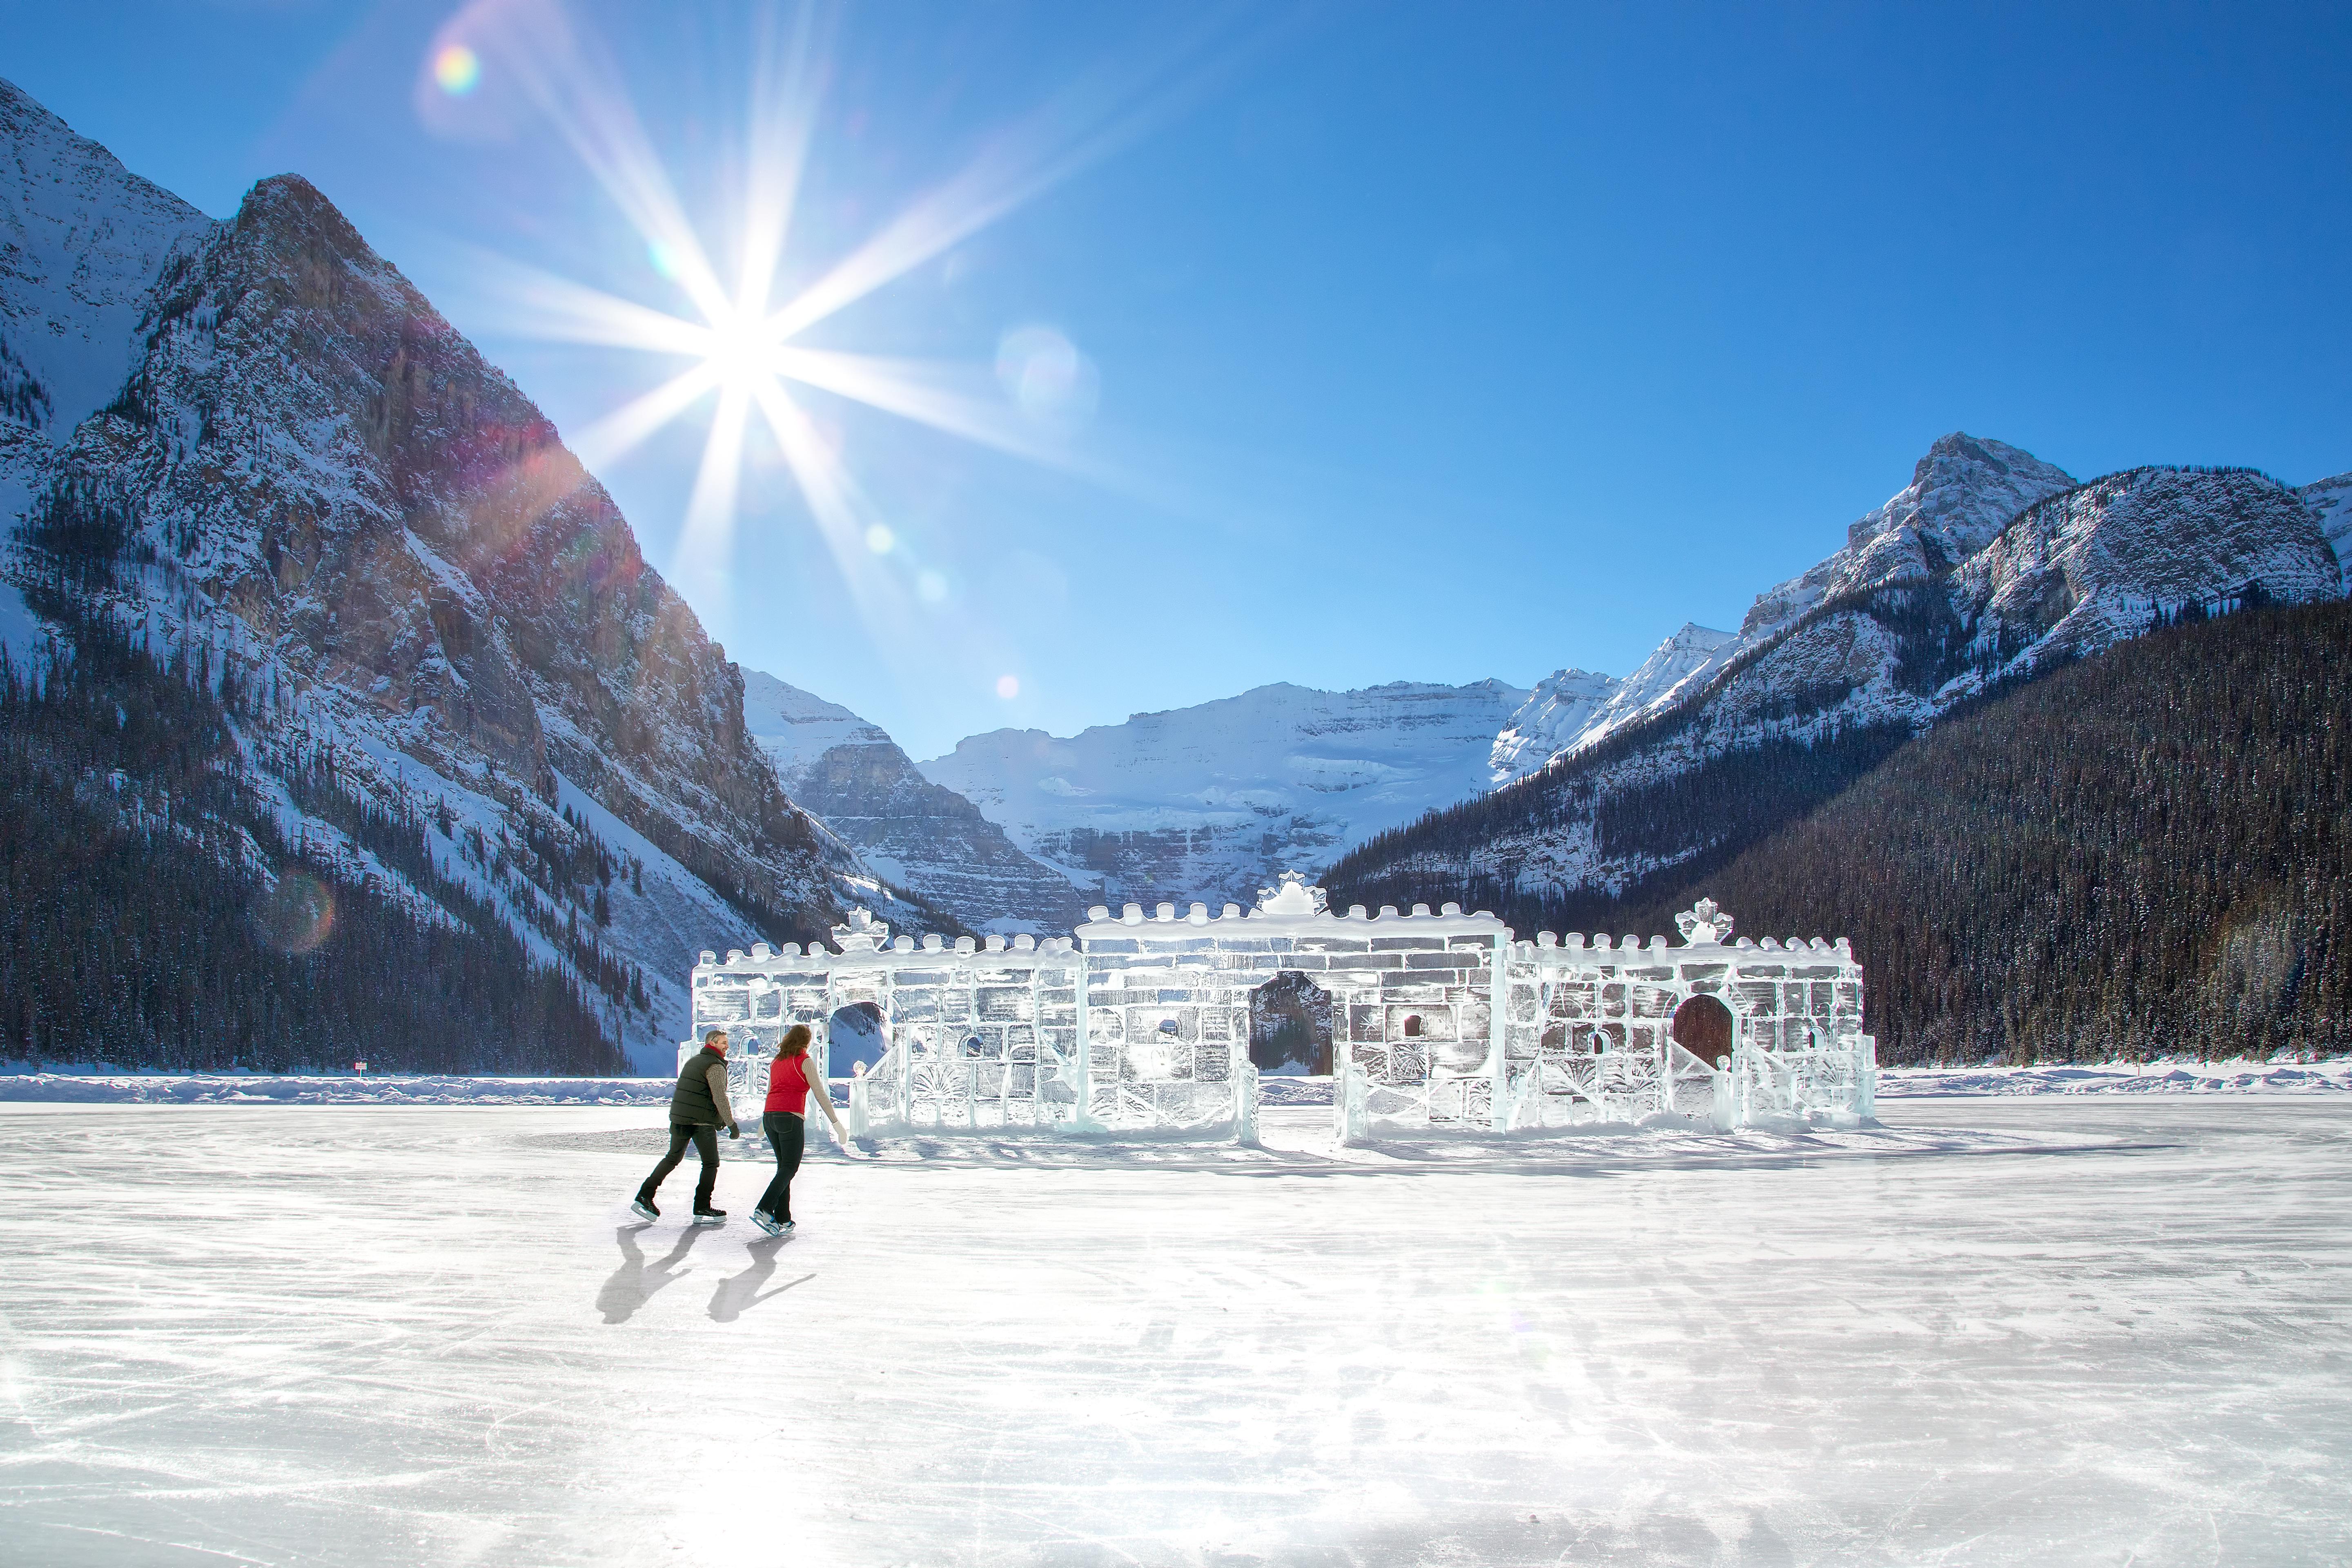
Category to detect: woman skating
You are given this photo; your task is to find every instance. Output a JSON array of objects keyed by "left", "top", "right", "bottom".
[{"left": 753, "top": 1024, "right": 847, "bottom": 1236}]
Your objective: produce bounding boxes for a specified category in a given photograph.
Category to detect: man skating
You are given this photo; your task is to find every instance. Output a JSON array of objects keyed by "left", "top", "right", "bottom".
[{"left": 632, "top": 1028, "right": 740, "bottom": 1225}]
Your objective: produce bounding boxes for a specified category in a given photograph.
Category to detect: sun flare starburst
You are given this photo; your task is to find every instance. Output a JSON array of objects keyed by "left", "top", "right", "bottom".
[{"left": 424, "top": 0, "right": 1238, "bottom": 643}]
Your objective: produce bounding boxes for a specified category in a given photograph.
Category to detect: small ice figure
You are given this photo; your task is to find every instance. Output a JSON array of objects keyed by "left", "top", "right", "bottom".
[{"left": 1675, "top": 899, "right": 1734, "bottom": 945}]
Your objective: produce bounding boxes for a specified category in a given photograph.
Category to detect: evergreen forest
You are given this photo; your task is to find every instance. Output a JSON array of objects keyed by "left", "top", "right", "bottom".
[{"left": 0, "top": 584, "right": 625, "bottom": 1076}]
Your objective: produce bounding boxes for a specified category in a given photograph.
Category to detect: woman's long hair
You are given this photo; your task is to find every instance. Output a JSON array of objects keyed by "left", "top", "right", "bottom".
[{"left": 780, "top": 1023, "right": 813, "bottom": 1058}]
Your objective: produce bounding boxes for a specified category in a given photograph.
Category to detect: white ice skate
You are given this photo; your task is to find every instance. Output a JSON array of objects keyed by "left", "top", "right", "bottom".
[{"left": 749, "top": 1210, "right": 783, "bottom": 1237}]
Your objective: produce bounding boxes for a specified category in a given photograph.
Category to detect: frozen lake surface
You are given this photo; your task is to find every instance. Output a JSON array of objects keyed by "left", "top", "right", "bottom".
[{"left": 1, "top": 1100, "right": 2345, "bottom": 1566}]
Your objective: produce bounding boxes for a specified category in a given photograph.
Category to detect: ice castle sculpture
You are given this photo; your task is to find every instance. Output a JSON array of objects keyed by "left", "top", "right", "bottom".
[{"left": 686, "top": 878, "right": 1876, "bottom": 1140}]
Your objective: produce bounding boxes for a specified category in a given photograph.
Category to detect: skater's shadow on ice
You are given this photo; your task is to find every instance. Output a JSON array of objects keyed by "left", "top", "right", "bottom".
[
  {"left": 597, "top": 1225, "right": 707, "bottom": 1323},
  {"left": 709, "top": 1240, "right": 814, "bottom": 1323}
]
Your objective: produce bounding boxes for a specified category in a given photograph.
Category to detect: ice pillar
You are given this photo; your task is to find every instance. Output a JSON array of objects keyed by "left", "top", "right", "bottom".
[
  {"left": 1069, "top": 952, "right": 1104, "bottom": 1133},
  {"left": 1488, "top": 933, "right": 1510, "bottom": 1132},
  {"left": 1231, "top": 1037, "right": 1258, "bottom": 1145}
]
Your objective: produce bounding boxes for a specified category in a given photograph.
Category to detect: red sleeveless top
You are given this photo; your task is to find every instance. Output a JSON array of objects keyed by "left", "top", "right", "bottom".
[{"left": 765, "top": 1052, "right": 815, "bottom": 1115}]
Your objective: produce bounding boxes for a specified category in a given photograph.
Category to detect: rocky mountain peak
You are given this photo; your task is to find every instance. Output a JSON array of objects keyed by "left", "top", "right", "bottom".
[
  {"left": 1951, "top": 465, "right": 2342, "bottom": 674},
  {"left": 1742, "top": 433, "right": 2078, "bottom": 644},
  {"left": 1489, "top": 666, "right": 1618, "bottom": 783},
  {"left": 1489, "top": 622, "right": 1740, "bottom": 784},
  {"left": 1, "top": 75, "right": 209, "bottom": 435},
  {"left": 1864, "top": 432, "right": 2080, "bottom": 558},
  {"left": 1336, "top": 448, "right": 2345, "bottom": 924}
]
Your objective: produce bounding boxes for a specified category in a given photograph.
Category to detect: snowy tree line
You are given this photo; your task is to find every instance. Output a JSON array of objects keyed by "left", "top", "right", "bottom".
[{"left": 0, "top": 582, "right": 626, "bottom": 1076}]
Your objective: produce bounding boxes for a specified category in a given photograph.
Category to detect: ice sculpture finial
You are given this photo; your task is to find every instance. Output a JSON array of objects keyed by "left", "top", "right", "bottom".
[
  {"left": 1255, "top": 870, "right": 1328, "bottom": 918},
  {"left": 830, "top": 906, "right": 889, "bottom": 953},
  {"left": 1675, "top": 898, "right": 1733, "bottom": 946}
]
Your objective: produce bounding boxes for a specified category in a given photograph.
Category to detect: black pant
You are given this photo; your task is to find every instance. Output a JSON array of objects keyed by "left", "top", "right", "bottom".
[
  {"left": 642, "top": 1122, "right": 719, "bottom": 1210},
  {"left": 758, "top": 1112, "right": 804, "bottom": 1222}
]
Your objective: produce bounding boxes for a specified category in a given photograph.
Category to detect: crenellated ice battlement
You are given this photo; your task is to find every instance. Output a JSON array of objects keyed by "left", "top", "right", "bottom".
[{"left": 686, "top": 882, "right": 1875, "bottom": 1142}]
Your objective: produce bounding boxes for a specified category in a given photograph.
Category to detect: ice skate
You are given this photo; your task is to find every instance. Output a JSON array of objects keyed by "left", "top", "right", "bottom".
[
  {"left": 629, "top": 1195, "right": 659, "bottom": 1223},
  {"left": 749, "top": 1209, "right": 782, "bottom": 1237},
  {"left": 690, "top": 1206, "right": 728, "bottom": 1227}
]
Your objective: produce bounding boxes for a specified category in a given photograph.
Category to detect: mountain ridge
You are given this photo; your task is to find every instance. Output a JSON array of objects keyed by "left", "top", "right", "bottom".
[
  {"left": 920, "top": 675, "right": 1531, "bottom": 916},
  {"left": 1328, "top": 444, "right": 2343, "bottom": 920},
  {"left": 7, "top": 76, "right": 2347, "bottom": 1068}
]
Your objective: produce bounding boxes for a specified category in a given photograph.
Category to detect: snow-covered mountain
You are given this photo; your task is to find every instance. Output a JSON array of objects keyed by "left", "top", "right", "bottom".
[
  {"left": 0, "top": 88, "right": 209, "bottom": 439},
  {"left": 739, "top": 670, "right": 892, "bottom": 771},
  {"left": 2, "top": 78, "right": 213, "bottom": 656},
  {"left": 1487, "top": 437, "right": 2078, "bottom": 788},
  {"left": 921, "top": 677, "right": 1530, "bottom": 915},
  {"left": 0, "top": 78, "right": 922, "bottom": 1070},
  {"left": 1949, "top": 465, "right": 2341, "bottom": 670},
  {"left": 1739, "top": 434, "right": 2081, "bottom": 647},
  {"left": 742, "top": 670, "right": 1088, "bottom": 933},
  {"left": 12, "top": 71, "right": 2345, "bottom": 1061},
  {"left": 1331, "top": 435, "right": 2346, "bottom": 909},
  {"left": 2304, "top": 472, "right": 2352, "bottom": 577},
  {"left": 1490, "top": 624, "right": 1740, "bottom": 784},
  {"left": 1487, "top": 667, "right": 1615, "bottom": 784}
]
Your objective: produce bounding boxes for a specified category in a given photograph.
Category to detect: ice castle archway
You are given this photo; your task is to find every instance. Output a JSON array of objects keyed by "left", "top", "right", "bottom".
[
  {"left": 825, "top": 1001, "right": 885, "bottom": 1078},
  {"left": 1671, "top": 994, "right": 1736, "bottom": 1069},
  {"left": 1249, "top": 970, "right": 1334, "bottom": 1074}
]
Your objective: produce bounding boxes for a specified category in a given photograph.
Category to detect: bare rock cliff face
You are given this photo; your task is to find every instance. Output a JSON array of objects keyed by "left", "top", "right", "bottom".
[{"left": 71, "top": 173, "right": 840, "bottom": 924}]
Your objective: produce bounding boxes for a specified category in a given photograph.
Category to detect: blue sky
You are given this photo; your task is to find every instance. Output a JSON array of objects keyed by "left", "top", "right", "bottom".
[{"left": 8, "top": 1, "right": 2349, "bottom": 758}]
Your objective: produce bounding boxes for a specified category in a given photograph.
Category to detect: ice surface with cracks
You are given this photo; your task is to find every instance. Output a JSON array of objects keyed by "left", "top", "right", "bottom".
[{"left": 1, "top": 1097, "right": 2348, "bottom": 1565}]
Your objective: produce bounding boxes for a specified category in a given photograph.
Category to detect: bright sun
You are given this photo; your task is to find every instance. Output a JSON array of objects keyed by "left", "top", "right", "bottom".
[
  {"left": 703, "top": 318, "right": 773, "bottom": 395},
  {"left": 430, "top": 0, "right": 1217, "bottom": 628}
]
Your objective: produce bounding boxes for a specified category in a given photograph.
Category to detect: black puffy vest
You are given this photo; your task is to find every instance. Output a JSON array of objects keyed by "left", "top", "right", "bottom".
[{"left": 670, "top": 1047, "right": 726, "bottom": 1125}]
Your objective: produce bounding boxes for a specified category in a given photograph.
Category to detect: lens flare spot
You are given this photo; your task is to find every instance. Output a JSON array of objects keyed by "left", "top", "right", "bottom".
[
  {"left": 996, "top": 323, "right": 1098, "bottom": 426},
  {"left": 256, "top": 870, "right": 336, "bottom": 956},
  {"left": 648, "top": 241, "right": 682, "bottom": 281},
  {"left": 864, "top": 524, "right": 895, "bottom": 555},
  {"left": 917, "top": 570, "right": 949, "bottom": 603},
  {"left": 433, "top": 44, "right": 482, "bottom": 98},
  {"left": 995, "top": 674, "right": 1020, "bottom": 700}
]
